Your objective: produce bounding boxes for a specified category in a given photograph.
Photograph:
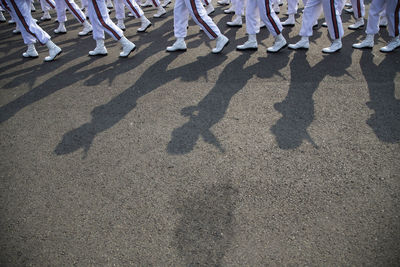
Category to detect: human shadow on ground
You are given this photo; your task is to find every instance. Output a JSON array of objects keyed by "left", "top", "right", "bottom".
[
  {"left": 173, "top": 181, "right": 238, "bottom": 266},
  {"left": 167, "top": 51, "right": 290, "bottom": 154},
  {"left": 54, "top": 52, "right": 229, "bottom": 157},
  {"left": 360, "top": 51, "right": 400, "bottom": 143}
]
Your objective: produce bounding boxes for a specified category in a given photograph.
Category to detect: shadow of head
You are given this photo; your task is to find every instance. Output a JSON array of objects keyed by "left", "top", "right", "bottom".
[
  {"left": 54, "top": 123, "right": 95, "bottom": 156},
  {"left": 173, "top": 182, "right": 238, "bottom": 266}
]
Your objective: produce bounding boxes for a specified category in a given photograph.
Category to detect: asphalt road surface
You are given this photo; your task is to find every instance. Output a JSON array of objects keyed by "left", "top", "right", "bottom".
[{"left": 1, "top": 1, "right": 399, "bottom": 266}]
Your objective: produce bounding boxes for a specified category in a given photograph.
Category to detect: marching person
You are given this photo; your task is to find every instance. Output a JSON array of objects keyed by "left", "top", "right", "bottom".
[
  {"left": 236, "top": 0, "right": 287, "bottom": 53},
  {"left": 114, "top": 0, "right": 152, "bottom": 32},
  {"left": 288, "top": 0, "right": 344, "bottom": 53},
  {"left": 53, "top": 0, "right": 92, "bottom": 36},
  {"left": 4, "top": 0, "right": 62, "bottom": 61},
  {"left": 166, "top": 0, "right": 229, "bottom": 54},
  {"left": 353, "top": 0, "right": 400, "bottom": 52},
  {"left": 86, "top": 0, "right": 136, "bottom": 57}
]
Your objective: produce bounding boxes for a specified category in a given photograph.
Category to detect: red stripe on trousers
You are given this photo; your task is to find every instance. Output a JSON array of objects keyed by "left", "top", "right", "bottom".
[
  {"left": 64, "top": 0, "right": 84, "bottom": 23},
  {"left": 92, "top": 0, "right": 121, "bottom": 40},
  {"left": 151, "top": 0, "right": 158, "bottom": 7},
  {"left": 330, "top": 0, "right": 339, "bottom": 39},
  {"left": 395, "top": 0, "right": 400, "bottom": 36},
  {"left": 46, "top": 0, "right": 55, "bottom": 9},
  {"left": 189, "top": 0, "right": 217, "bottom": 38},
  {"left": 125, "top": 0, "right": 140, "bottom": 17},
  {"left": 356, "top": 0, "right": 361, "bottom": 18},
  {"left": 264, "top": 0, "right": 280, "bottom": 35}
]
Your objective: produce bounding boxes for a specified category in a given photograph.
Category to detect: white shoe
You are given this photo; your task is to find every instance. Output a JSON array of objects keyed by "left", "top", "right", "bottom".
[
  {"left": 322, "top": 39, "right": 342, "bottom": 53},
  {"left": 89, "top": 39, "right": 108, "bottom": 56},
  {"left": 40, "top": 11, "right": 51, "bottom": 21},
  {"left": 153, "top": 7, "right": 166, "bottom": 18},
  {"left": 352, "top": 34, "right": 374, "bottom": 49},
  {"left": 379, "top": 16, "right": 388, "bottom": 27},
  {"left": 166, "top": 38, "right": 187, "bottom": 52},
  {"left": 380, "top": 36, "right": 400, "bottom": 53},
  {"left": 224, "top": 6, "right": 235, "bottom": 14},
  {"left": 162, "top": 0, "right": 171, "bottom": 7},
  {"left": 344, "top": 7, "right": 353, "bottom": 13},
  {"left": 345, "top": 2, "right": 352, "bottom": 7},
  {"left": 227, "top": 16, "right": 242, "bottom": 27},
  {"left": 117, "top": 19, "right": 126, "bottom": 31},
  {"left": 78, "top": 21, "right": 92, "bottom": 36},
  {"left": 31, "top": 2, "right": 36, "bottom": 12},
  {"left": 212, "top": 34, "right": 229, "bottom": 53},
  {"left": 206, "top": 4, "right": 215, "bottom": 15},
  {"left": 321, "top": 21, "right": 327, "bottom": 27},
  {"left": 260, "top": 21, "right": 266, "bottom": 28},
  {"left": 236, "top": 34, "right": 258, "bottom": 50},
  {"left": 217, "top": 0, "right": 230, "bottom": 5},
  {"left": 106, "top": 0, "right": 113, "bottom": 8},
  {"left": 273, "top": 5, "right": 280, "bottom": 14},
  {"left": 8, "top": 19, "right": 15, "bottom": 24},
  {"left": 23, "top": 44, "right": 39, "bottom": 58},
  {"left": 128, "top": 12, "right": 135, "bottom": 17},
  {"left": 267, "top": 34, "right": 287, "bottom": 53},
  {"left": 54, "top": 22, "right": 67, "bottom": 34},
  {"left": 140, "top": 0, "right": 152, "bottom": 7},
  {"left": 0, "top": 12, "right": 5, "bottom": 22},
  {"left": 282, "top": 15, "right": 295, "bottom": 27},
  {"left": 288, "top": 37, "right": 309, "bottom": 50},
  {"left": 312, "top": 21, "right": 318, "bottom": 29},
  {"left": 137, "top": 17, "right": 152, "bottom": 32},
  {"left": 13, "top": 26, "right": 20, "bottom": 34},
  {"left": 348, "top": 18, "right": 364, "bottom": 30},
  {"left": 119, "top": 36, "right": 136, "bottom": 57},
  {"left": 45, "top": 40, "right": 62, "bottom": 61}
]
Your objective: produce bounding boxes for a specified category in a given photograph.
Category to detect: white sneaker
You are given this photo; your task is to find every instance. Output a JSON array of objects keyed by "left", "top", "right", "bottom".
[
  {"left": 217, "top": 0, "right": 230, "bottom": 5},
  {"left": 379, "top": 16, "right": 388, "bottom": 27},
  {"left": 166, "top": 38, "right": 187, "bottom": 52},
  {"left": 117, "top": 19, "right": 126, "bottom": 31},
  {"left": 23, "top": 44, "right": 38, "bottom": 58},
  {"left": 288, "top": 37, "right": 309, "bottom": 50},
  {"left": 162, "top": 0, "right": 171, "bottom": 7},
  {"left": 137, "top": 17, "right": 152, "bottom": 32},
  {"left": 227, "top": 16, "right": 242, "bottom": 27},
  {"left": 212, "top": 34, "right": 229, "bottom": 53},
  {"left": 236, "top": 34, "right": 257, "bottom": 50},
  {"left": 206, "top": 4, "right": 215, "bottom": 15},
  {"left": 224, "top": 6, "right": 235, "bottom": 14},
  {"left": 352, "top": 34, "right": 374, "bottom": 49},
  {"left": 267, "top": 34, "right": 287, "bottom": 53},
  {"left": 282, "top": 15, "right": 295, "bottom": 27},
  {"left": 140, "top": 0, "right": 152, "bottom": 7},
  {"left": 89, "top": 39, "right": 108, "bottom": 56},
  {"left": 54, "top": 22, "right": 67, "bottom": 34},
  {"left": 380, "top": 36, "right": 400, "bottom": 53},
  {"left": 322, "top": 39, "right": 342, "bottom": 53},
  {"left": 40, "top": 11, "right": 51, "bottom": 21},
  {"left": 78, "top": 21, "right": 92, "bottom": 36},
  {"left": 45, "top": 40, "right": 62, "bottom": 61},
  {"left": 153, "top": 7, "right": 166, "bottom": 18},
  {"left": 119, "top": 36, "right": 136, "bottom": 57},
  {"left": 348, "top": 18, "right": 364, "bottom": 30}
]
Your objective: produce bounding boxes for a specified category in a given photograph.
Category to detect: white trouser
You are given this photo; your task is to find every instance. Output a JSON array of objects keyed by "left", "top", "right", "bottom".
[
  {"left": 299, "top": 0, "right": 344, "bottom": 40},
  {"left": 149, "top": 0, "right": 161, "bottom": 7},
  {"left": 5, "top": 0, "right": 51, "bottom": 44},
  {"left": 55, "top": 0, "right": 86, "bottom": 23},
  {"left": 122, "top": 0, "right": 144, "bottom": 18},
  {"left": 202, "top": 0, "right": 211, "bottom": 5},
  {"left": 88, "top": 0, "right": 123, "bottom": 40},
  {"left": 245, "top": 0, "right": 283, "bottom": 36},
  {"left": 349, "top": 0, "right": 364, "bottom": 18},
  {"left": 114, "top": 0, "right": 125, "bottom": 20},
  {"left": 173, "top": 0, "right": 221, "bottom": 39},
  {"left": 366, "top": 0, "right": 399, "bottom": 37},
  {"left": 81, "top": 0, "right": 88, "bottom": 7},
  {"left": 233, "top": 0, "right": 245, "bottom": 16},
  {"left": 40, "top": 0, "right": 55, "bottom": 11}
]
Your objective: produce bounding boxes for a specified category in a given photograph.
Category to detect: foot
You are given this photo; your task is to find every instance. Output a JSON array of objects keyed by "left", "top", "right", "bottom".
[
  {"left": 206, "top": 4, "right": 215, "bottom": 15},
  {"left": 236, "top": 40, "right": 258, "bottom": 51},
  {"left": 322, "top": 39, "right": 342, "bottom": 53},
  {"left": 54, "top": 23, "right": 67, "bottom": 34},
  {"left": 137, "top": 18, "right": 152, "bottom": 32},
  {"left": 140, "top": 0, "right": 152, "bottom": 7},
  {"left": 78, "top": 23, "right": 92, "bottom": 36},
  {"left": 40, "top": 12, "right": 51, "bottom": 21},
  {"left": 153, "top": 7, "right": 166, "bottom": 18},
  {"left": 117, "top": 20, "right": 126, "bottom": 31},
  {"left": 352, "top": 35, "right": 374, "bottom": 49},
  {"left": 217, "top": 0, "right": 230, "bottom": 5},
  {"left": 288, "top": 38, "right": 309, "bottom": 50},
  {"left": 344, "top": 7, "right": 353, "bottom": 13},
  {"left": 119, "top": 38, "right": 136, "bottom": 57},
  {"left": 166, "top": 38, "right": 187, "bottom": 52},
  {"left": 162, "top": 0, "right": 171, "bottom": 7},
  {"left": 45, "top": 43, "right": 62, "bottom": 62},
  {"left": 379, "top": 16, "right": 388, "bottom": 27},
  {"left": 212, "top": 34, "right": 229, "bottom": 54},
  {"left": 282, "top": 16, "right": 295, "bottom": 27},
  {"left": 23, "top": 45, "right": 39, "bottom": 58},
  {"left": 12, "top": 28, "right": 20, "bottom": 34},
  {"left": 380, "top": 36, "right": 400, "bottom": 53},
  {"left": 267, "top": 34, "right": 287, "bottom": 53},
  {"left": 321, "top": 22, "right": 327, "bottom": 27},
  {"left": 348, "top": 18, "right": 364, "bottom": 30},
  {"left": 227, "top": 16, "right": 242, "bottom": 27},
  {"left": 224, "top": 6, "right": 235, "bottom": 14},
  {"left": 89, "top": 46, "right": 108, "bottom": 56}
]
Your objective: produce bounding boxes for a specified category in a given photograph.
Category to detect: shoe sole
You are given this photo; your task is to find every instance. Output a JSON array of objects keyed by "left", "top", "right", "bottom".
[
  {"left": 89, "top": 52, "right": 108, "bottom": 56},
  {"left": 282, "top": 24, "right": 295, "bottom": 27},
  {"left": 322, "top": 48, "right": 341, "bottom": 54},
  {"left": 23, "top": 55, "right": 39, "bottom": 59},
  {"left": 55, "top": 31, "right": 67, "bottom": 34},
  {"left": 45, "top": 50, "right": 62, "bottom": 62},
  {"left": 120, "top": 45, "right": 136, "bottom": 58},
  {"left": 41, "top": 18, "right": 51, "bottom": 21},
  {"left": 380, "top": 46, "right": 400, "bottom": 53},
  {"left": 352, "top": 45, "right": 373, "bottom": 49},
  {"left": 227, "top": 24, "right": 242, "bottom": 27},
  {"left": 137, "top": 23, "right": 152, "bottom": 33},
  {"left": 348, "top": 25, "right": 364, "bottom": 30},
  {"left": 236, "top": 47, "right": 258, "bottom": 51},
  {"left": 166, "top": 48, "right": 187, "bottom": 52},
  {"left": 153, "top": 12, "right": 166, "bottom": 18},
  {"left": 267, "top": 43, "right": 287, "bottom": 53},
  {"left": 288, "top": 45, "right": 309, "bottom": 50}
]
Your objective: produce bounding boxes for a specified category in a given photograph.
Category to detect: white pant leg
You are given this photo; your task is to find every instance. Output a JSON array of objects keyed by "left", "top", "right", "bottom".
[
  {"left": 299, "top": 0, "right": 323, "bottom": 37},
  {"left": 287, "top": 0, "right": 298, "bottom": 15},
  {"left": 173, "top": 0, "right": 189, "bottom": 38},
  {"left": 63, "top": 0, "right": 86, "bottom": 23},
  {"left": 257, "top": 0, "right": 282, "bottom": 36},
  {"left": 6, "top": 0, "right": 51, "bottom": 44},
  {"left": 322, "top": 0, "right": 344, "bottom": 40},
  {"left": 55, "top": 0, "right": 67, "bottom": 22},
  {"left": 184, "top": 0, "right": 221, "bottom": 39},
  {"left": 88, "top": 0, "right": 123, "bottom": 40},
  {"left": 124, "top": 0, "right": 144, "bottom": 18},
  {"left": 245, "top": 0, "right": 260, "bottom": 34},
  {"left": 81, "top": 0, "right": 87, "bottom": 7},
  {"left": 115, "top": 0, "right": 125, "bottom": 19},
  {"left": 235, "top": 0, "right": 245, "bottom": 16},
  {"left": 366, "top": 0, "right": 384, "bottom": 35},
  {"left": 386, "top": 0, "right": 400, "bottom": 37},
  {"left": 150, "top": 0, "right": 161, "bottom": 7},
  {"left": 350, "top": 0, "right": 364, "bottom": 18},
  {"left": 44, "top": 0, "right": 56, "bottom": 10}
]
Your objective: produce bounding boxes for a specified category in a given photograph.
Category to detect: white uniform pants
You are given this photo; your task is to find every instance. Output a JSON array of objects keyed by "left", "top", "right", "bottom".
[
  {"left": 120, "top": 0, "right": 144, "bottom": 18},
  {"left": 245, "top": 0, "right": 283, "bottom": 36},
  {"left": 55, "top": 0, "right": 86, "bottom": 23},
  {"left": 299, "top": 0, "right": 344, "bottom": 40},
  {"left": 114, "top": 0, "right": 125, "bottom": 20},
  {"left": 88, "top": 0, "right": 123, "bottom": 40},
  {"left": 350, "top": 0, "right": 364, "bottom": 19},
  {"left": 173, "top": 0, "right": 221, "bottom": 39},
  {"left": 233, "top": 0, "right": 245, "bottom": 15},
  {"left": 366, "top": 0, "right": 400, "bottom": 37},
  {"left": 40, "top": 0, "right": 55, "bottom": 11},
  {"left": 5, "top": 0, "right": 51, "bottom": 45}
]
